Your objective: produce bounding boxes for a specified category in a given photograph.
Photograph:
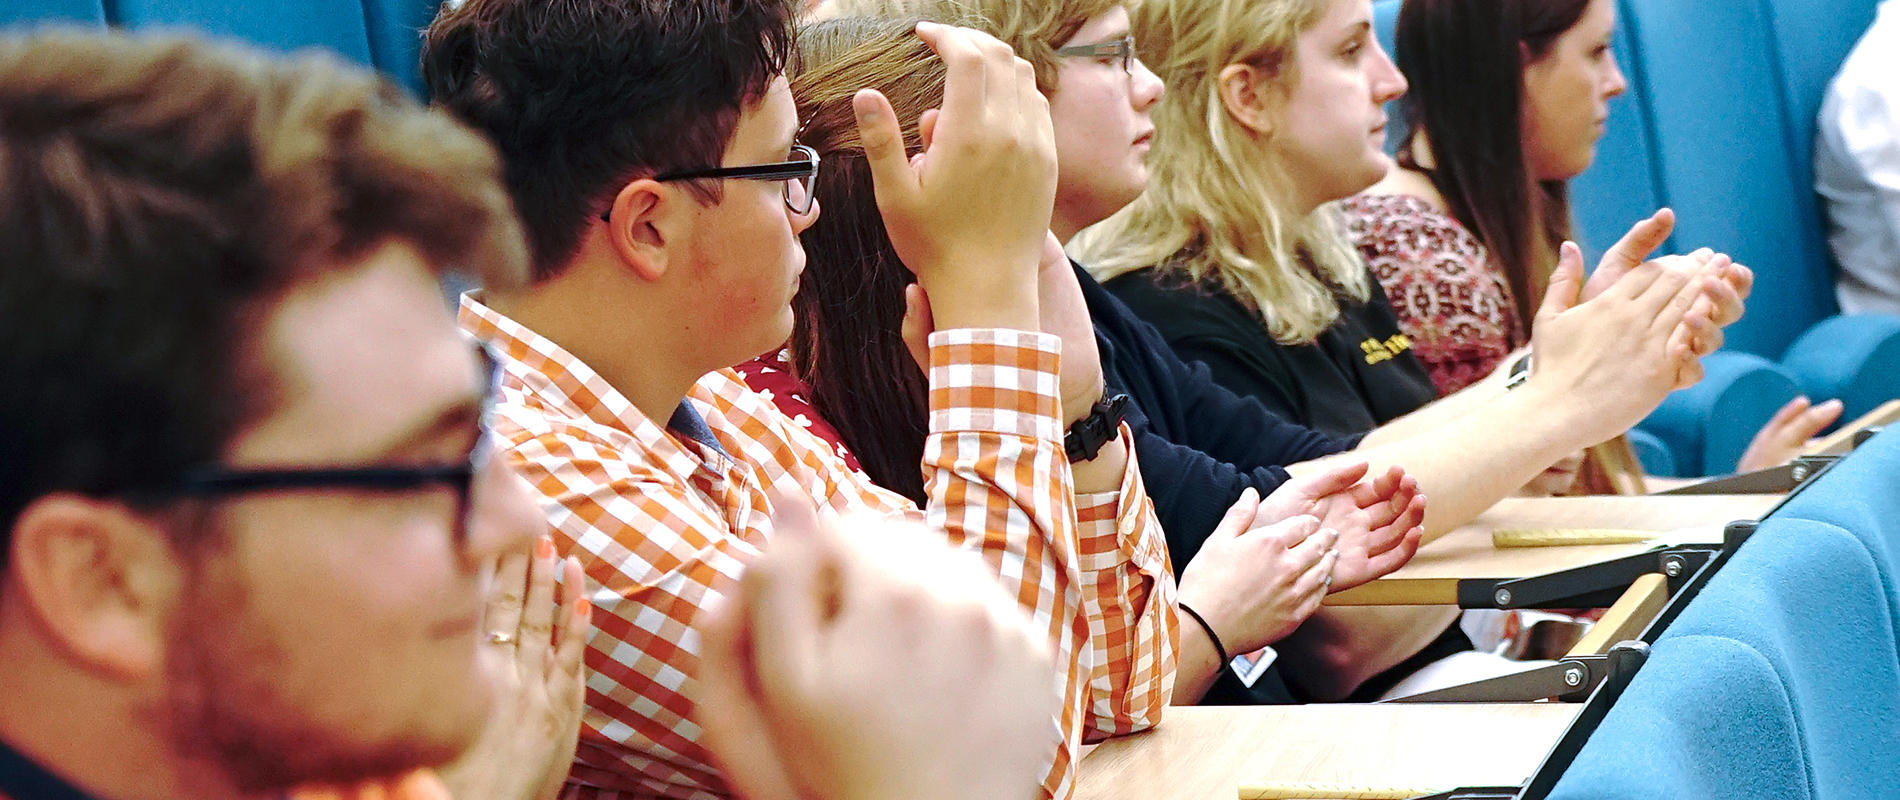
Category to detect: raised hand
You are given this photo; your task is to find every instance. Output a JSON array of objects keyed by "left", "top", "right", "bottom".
[
  {"left": 1736, "top": 395, "right": 1845, "bottom": 472},
  {"left": 439, "top": 536, "right": 591, "bottom": 800},
  {"left": 1526, "top": 237, "right": 1702, "bottom": 445},
  {"left": 698, "top": 496, "right": 1060, "bottom": 800},
  {"left": 1176, "top": 488, "right": 1340, "bottom": 654},
  {"left": 853, "top": 21, "right": 1056, "bottom": 333},
  {"left": 1257, "top": 461, "right": 1424, "bottom": 593},
  {"left": 1579, "top": 208, "right": 1751, "bottom": 353}
]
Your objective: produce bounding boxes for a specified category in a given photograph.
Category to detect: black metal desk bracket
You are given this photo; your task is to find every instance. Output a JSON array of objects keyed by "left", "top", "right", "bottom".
[
  {"left": 1401, "top": 519, "right": 1757, "bottom": 703},
  {"left": 1384, "top": 654, "right": 1606, "bottom": 704},
  {"left": 1453, "top": 543, "right": 1719, "bottom": 611},
  {"left": 1658, "top": 454, "right": 1839, "bottom": 495},
  {"left": 1401, "top": 643, "right": 1654, "bottom": 800}
]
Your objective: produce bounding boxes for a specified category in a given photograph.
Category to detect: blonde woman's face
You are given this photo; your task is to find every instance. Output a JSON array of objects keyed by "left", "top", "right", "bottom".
[
  {"left": 1521, "top": 0, "right": 1626, "bottom": 181},
  {"left": 1048, "top": 7, "right": 1166, "bottom": 240},
  {"left": 1263, "top": 0, "right": 1406, "bottom": 211}
]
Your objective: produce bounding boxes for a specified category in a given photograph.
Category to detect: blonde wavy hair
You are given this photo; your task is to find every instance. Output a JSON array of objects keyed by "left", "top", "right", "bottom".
[
  {"left": 1071, "top": 0, "right": 1369, "bottom": 344},
  {"left": 824, "top": 0, "right": 1122, "bottom": 93}
]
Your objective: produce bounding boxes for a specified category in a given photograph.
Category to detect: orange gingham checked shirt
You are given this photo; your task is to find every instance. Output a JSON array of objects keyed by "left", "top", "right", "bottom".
[{"left": 460, "top": 297, "right": 1177, "bottom": 800}]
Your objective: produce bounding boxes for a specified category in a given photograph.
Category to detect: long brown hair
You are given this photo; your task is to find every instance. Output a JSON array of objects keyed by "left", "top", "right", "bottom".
[
  {"left": 789, "top": 16, "right": 952, "bottom": 504},
  {"left": 1394, "top": 0, "right": 1592, "bottom": 335}
]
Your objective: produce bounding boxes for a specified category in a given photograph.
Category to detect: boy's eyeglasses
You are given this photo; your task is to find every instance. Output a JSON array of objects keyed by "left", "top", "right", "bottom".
[
  {"left": 135, "top": 344, "right": 503, "bottom": 548},
  {"left": 600, "top": 144, "right": 821, "bottom": 220},
  {"left": 1056, "top": 36, "right": 1137, "bottom": 74}
]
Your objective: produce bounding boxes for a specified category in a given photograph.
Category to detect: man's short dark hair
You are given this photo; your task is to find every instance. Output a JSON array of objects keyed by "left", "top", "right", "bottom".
[
  {"left": 0, "top": 31, "right": 528, "bottom": 558},
  {"left": 422, "top": 0, "right": 797, "bottom": 281}
]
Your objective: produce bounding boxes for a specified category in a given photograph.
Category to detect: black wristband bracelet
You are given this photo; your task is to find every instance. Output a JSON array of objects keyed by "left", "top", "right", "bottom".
[{"left": 1177, "top": 602, "right": 1230, "bottom": 668}]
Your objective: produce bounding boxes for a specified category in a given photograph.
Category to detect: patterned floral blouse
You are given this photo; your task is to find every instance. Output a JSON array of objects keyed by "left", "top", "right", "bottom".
[
  {"left": 734, "top": 345, "right": 861, "bottom": 471},
  {"left": 1340, "top": 193, "right": 1525, "bottom": 395}
]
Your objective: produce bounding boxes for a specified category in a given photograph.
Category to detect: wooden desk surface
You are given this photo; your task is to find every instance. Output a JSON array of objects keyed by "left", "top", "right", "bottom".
[
  {"left": 1077, "top": 704, "right": 1578, "bottom": 800},
  {"left": 1327, "top": 494, "right": 1783, "bottom": 606}
]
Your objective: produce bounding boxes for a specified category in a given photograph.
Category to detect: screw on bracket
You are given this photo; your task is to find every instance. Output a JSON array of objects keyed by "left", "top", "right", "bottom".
[
  {"left": 1663, "top": 556, "right": 1685, "bottom": 578},
  {"left": 1494, "top": 588, "right": 1513, "bottom": 607},
  {"left": 1791, "top": 464, "right": 1810, "bottom": 482},
  {"left": 1563, "top": 667, "right": 1585, "bottom": 687}
]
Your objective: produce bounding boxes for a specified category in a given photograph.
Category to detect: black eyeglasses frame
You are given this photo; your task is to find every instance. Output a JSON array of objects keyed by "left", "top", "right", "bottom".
[
  {"left": 135, "top": 343, "right": 502, "bottom": 548},
  {"left": 599, "top": 144, "right": 821, "bottom": 221}
]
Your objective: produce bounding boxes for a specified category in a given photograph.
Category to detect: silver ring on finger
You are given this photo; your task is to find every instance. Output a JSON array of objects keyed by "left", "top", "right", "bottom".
[{"left": 486, "top": 631, "right": 518, "bottom": 646}]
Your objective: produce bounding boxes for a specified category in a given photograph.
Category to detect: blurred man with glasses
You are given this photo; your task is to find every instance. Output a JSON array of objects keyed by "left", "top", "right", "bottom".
[{"left": 0, "top": 29, "right": 581, "bottom": 800}]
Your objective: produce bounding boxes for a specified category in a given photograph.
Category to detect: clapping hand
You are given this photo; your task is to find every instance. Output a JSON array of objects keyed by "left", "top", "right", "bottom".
[{"left": 699, "top": 495, "right": 1059, "bottom": 800}]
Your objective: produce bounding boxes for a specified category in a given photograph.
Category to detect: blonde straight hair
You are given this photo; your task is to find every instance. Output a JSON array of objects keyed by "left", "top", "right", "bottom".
[{"left": 1073, "top": 0, "right": 1369, "bottom": 344}]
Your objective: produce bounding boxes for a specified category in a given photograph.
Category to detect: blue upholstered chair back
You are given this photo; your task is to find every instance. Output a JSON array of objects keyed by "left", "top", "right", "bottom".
[
  {"left": 0, "top": 0, "right": 434, "bottom": 96},
  {"left": 1617, "top": 0, "right": 1835, "bottom": 357},
  {"left": 1547, "top": 634, "right": 1813, "bottom": 800},
  {"left": 1775, "top": 427, "right": 1900, "bottom": 636},
  {"left": 1661, "top": 516, "right": 1900, "bottom": 797}
]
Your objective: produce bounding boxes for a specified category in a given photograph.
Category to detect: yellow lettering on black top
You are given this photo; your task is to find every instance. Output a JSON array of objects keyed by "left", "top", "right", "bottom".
[{"left": 1361, "top": 334, "right": 1413, "bottom": 366}]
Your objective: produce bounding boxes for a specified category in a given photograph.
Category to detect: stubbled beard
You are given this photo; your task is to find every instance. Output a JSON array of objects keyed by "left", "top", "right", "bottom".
[{"left": 157, "top": 561, "right": 473, "bottom": 794}]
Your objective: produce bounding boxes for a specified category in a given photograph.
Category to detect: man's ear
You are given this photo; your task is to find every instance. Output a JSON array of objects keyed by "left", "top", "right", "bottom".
[
  {"left": 1217, "top": 62, "right": 1276, "bottom": 136},
  {"left": 603, "top": 179, "right": 682, "bottom": 283},
  {"left": 8, "top": 495, "right": 186, "bottom": 680}
]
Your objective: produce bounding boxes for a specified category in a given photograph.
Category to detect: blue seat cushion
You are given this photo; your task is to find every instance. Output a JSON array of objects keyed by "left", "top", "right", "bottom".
[
  {"left": 1548, "top": 634, "right": 1812, "bottom": 800},
  {"left": 1776, "top": 427, "right": 1900, "bottom": 633},
  {"left": 1779, "top": 314, "right": 1900, "bottom": 424},
  {"left": 1661, "top": 516, "right": 1900, "bottom": 797},
  {"left": 1638, "top": 350, "right": 1799, "bottom": 475}
]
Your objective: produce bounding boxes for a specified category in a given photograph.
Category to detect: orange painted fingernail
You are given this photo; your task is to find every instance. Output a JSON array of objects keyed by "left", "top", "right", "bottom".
[
  {"left": 537, "top": 536, "right": 554, "bottom": 560},
  {"left": 576, "top": 598, "right": 592, "bottom": 619}
]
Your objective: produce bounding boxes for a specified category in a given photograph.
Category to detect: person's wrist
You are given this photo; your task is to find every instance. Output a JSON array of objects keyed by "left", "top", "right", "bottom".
[
  {"left": 917, "top": 270, "right": 1039, "bottom": 331},
  {"left": 1177, "top": 600, "right": 1232, "bottom": 669},
  {"left": 1502, "top": 376, "right": 1609, "bottom": 449}
]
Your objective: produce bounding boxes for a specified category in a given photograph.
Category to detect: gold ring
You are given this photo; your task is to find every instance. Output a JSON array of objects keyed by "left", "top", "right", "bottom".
[{"left": 486, "top": 631, "right": 517, "bottom": 646}]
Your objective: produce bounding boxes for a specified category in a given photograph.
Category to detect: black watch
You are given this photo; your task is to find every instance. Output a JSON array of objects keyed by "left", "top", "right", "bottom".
[{"left": 1065, "top": 393, "right": 1130, "bottom": 462}]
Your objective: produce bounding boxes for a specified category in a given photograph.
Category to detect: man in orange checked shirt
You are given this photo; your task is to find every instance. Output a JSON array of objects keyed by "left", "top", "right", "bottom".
[{"left": 422, "top": 1, "right": 1177, "bottom": 798}]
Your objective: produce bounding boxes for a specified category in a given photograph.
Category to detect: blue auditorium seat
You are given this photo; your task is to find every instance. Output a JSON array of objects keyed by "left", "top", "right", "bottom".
[
  {"left": 361, "top": 0, "right": 436, "bottom": 96},
  {"left": 1624, "top": 426, "right": 1677, "bottom": 477},
  {"left": 109, "top": 0, "right": 375, "bottom": 63},
  {"left": 1758, "top": 0, "right": 1881, "bottom": 236},
  {"left": 1373, "top": 0, "right": 1402, "bottom": 152},
  {"left": 1661, "top": 517, "right": 1900, "bottom": 797},
  {"left": 1547, "top": 634, "right": 1812, "bottom": 800},
  {"left": 0, "top": 0, "right": 440, "bottom": 98},
  {"left": 1776, "top": 427, "right": 1900, "bottom": 631},
  {"left": 0, "top": 0, "right": 104, "bottom": 27},
  {"left": 1780, "top": 313, "right": 1900, "bottom": 425},
  {"left": 1636, "top": 351, "right": 1799, "bottom": 476},
  {"left": 1616, "top": 0, "right": 1836, "bottom": 359}
]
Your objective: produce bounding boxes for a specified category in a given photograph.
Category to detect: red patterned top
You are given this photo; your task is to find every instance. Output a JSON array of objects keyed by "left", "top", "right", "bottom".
[
  {"left": 1340, "top": 193, "right": 1525, "bottom": 395},
  {"left": 733, "top": 346, "right": 861, "bottom": 471}
]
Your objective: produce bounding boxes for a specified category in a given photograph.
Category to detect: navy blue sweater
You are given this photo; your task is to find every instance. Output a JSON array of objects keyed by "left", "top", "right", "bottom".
[
  {"left": 1080, "top": 263, "right": 1359, "bottom": 565},
  {"left": 1081, "top": 263, "right": 1367, "bottom": 705}
]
